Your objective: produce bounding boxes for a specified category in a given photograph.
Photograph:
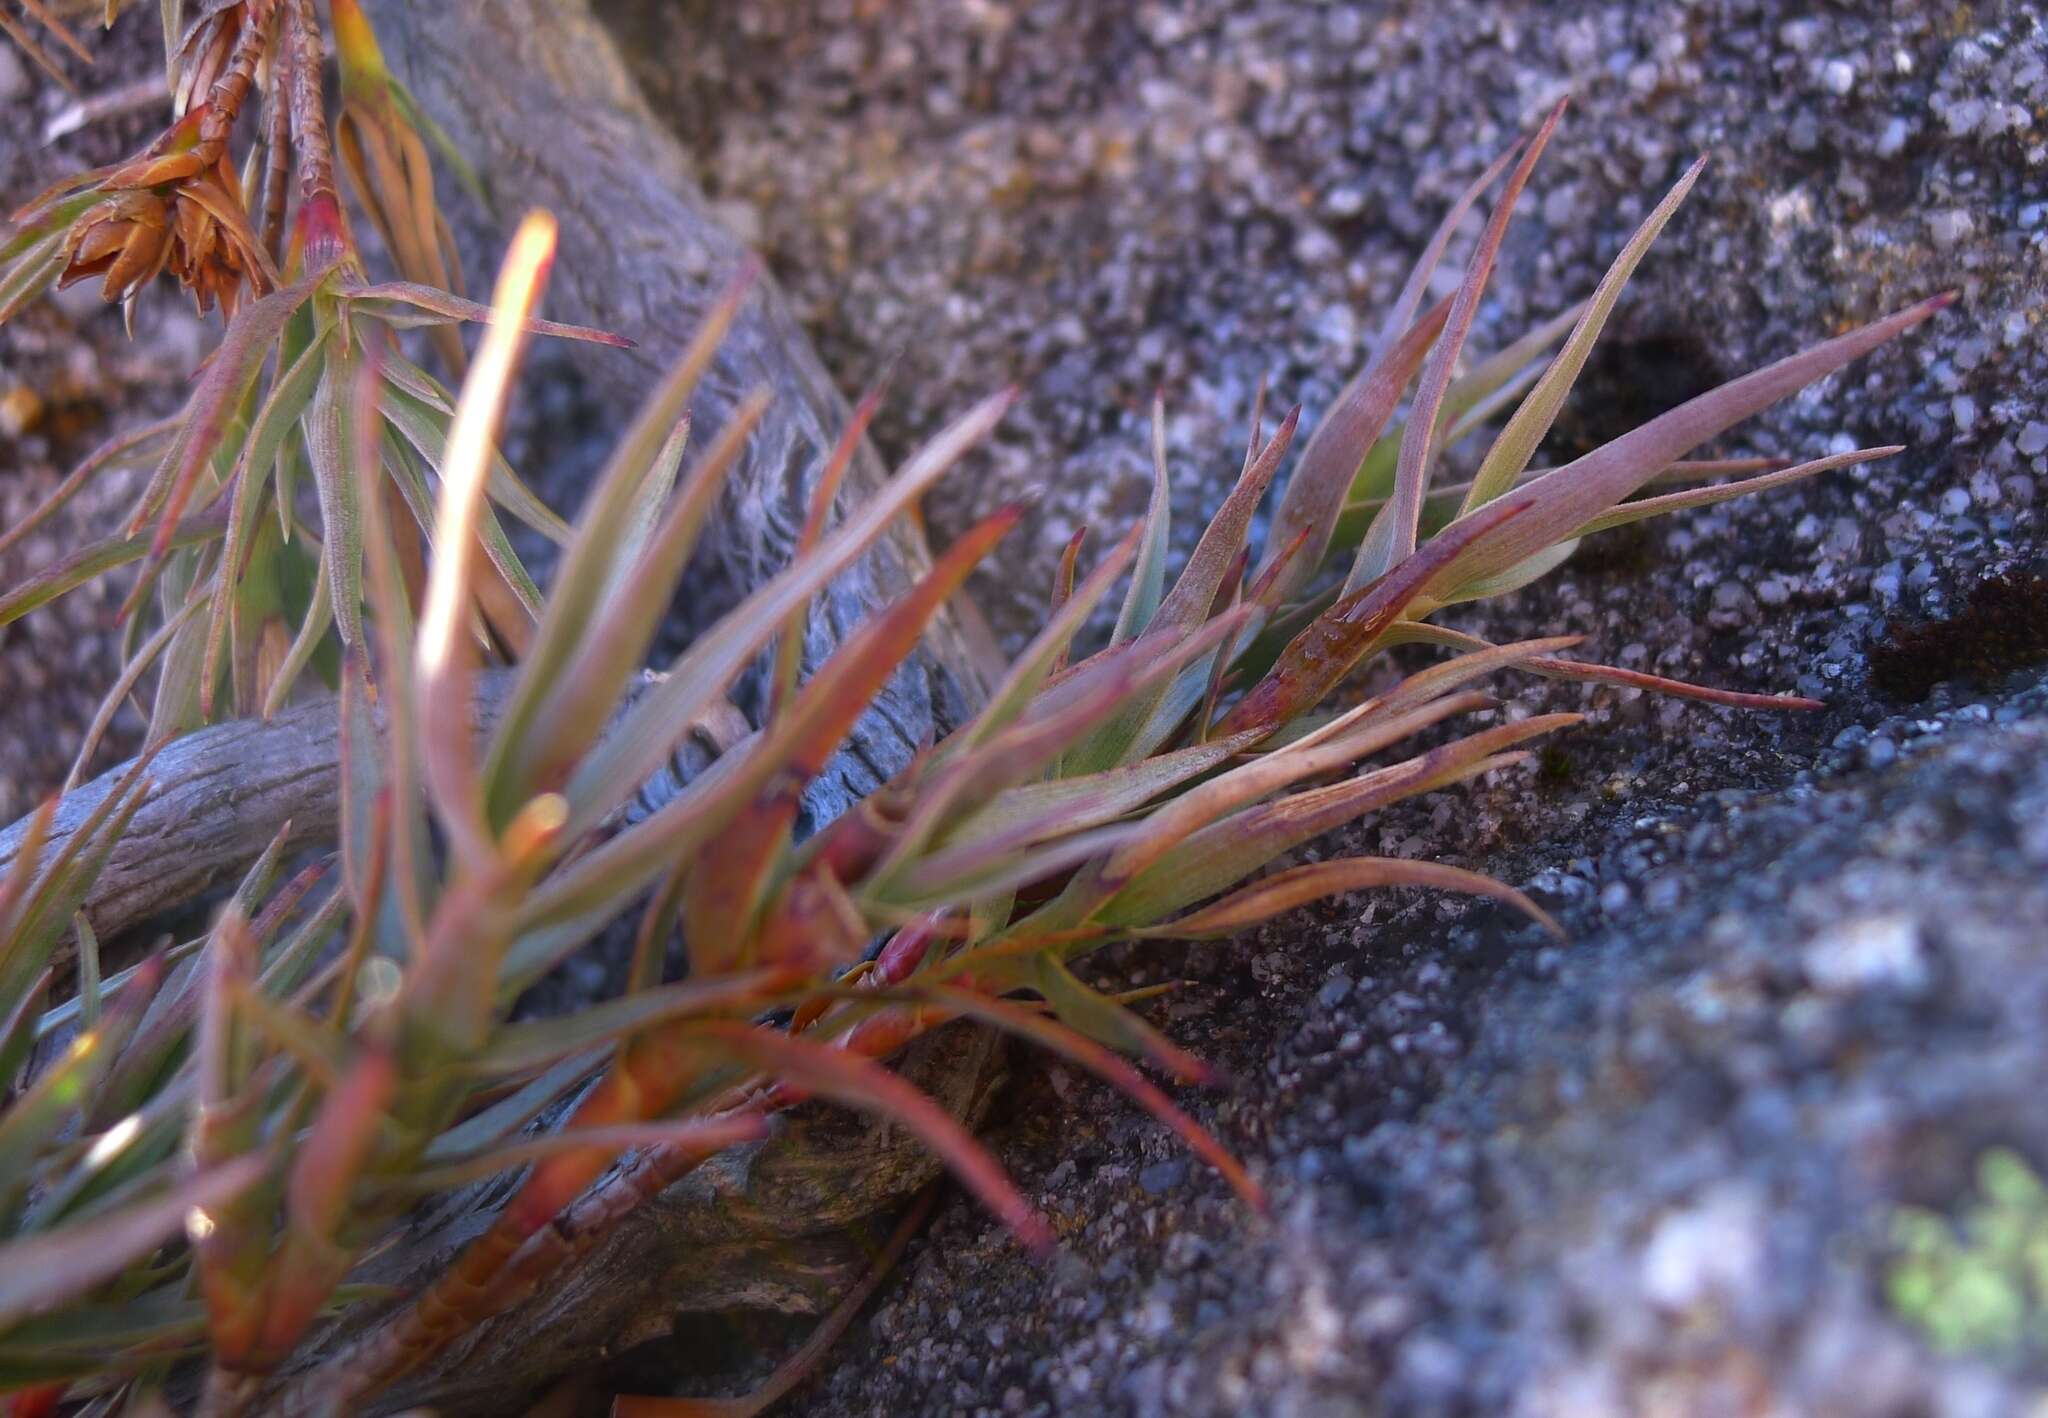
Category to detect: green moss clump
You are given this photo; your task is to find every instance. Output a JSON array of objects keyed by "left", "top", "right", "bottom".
[{"left": 1888, "top": 1148, "right": 2048, "bottom": 1357}]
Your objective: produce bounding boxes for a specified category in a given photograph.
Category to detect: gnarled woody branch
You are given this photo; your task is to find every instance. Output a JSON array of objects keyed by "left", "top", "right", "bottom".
[{"left": 0, "top": 670, "right": 743, "bottom": 944}]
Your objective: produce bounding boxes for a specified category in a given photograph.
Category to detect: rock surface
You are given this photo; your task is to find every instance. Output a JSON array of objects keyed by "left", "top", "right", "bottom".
[{"left": 593, "top": 0, "right": 2048, "bottom": 1413}]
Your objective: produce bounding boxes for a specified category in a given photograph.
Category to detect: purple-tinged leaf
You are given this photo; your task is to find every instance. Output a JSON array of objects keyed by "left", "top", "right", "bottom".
[
  {"left": 1098, "top": 715, "right": 1579, "bottom": 925},
  {"left": 684, "top": 508, "right": 1020, "bottom": 973},
  {"left": 1156, "top": 406, "right": 1299, "bottom": 634},
  {"left": 1431, "top": 293, "right": 1952, "bottom": 592},
  {"left": 1134, "top": 855, "right": 1560, "bottom": 940},
  {"left": 1217, "top": 496, "right": 1526, "bottom": 737},
  {"left": 0, "top": 507, "right": 227, "bottom": 629},
  {"left": 1353, "top": 97, "right": 1567, "bottom": 588},
  {"left": 772, "top": 385, "right": 883, "bottom": 720},
  {"left": 1386, "top": 621, "right": 1824, "bottom": 710},
  {"left": 919, "top": 984, "right": 1265, "bottom": 1212},
  {"left": 1570, "top": 445, "right": 1903, "bottom": 537},
  {"left": 1462, "top": 155, "right": 1707, "bottom": 513},
  {"left": 0, "top": 414, "right": 176, "bottom": 563},
  {"left": 1262, "top": 299, "right": 1450, "bottom": 600},
  {"left": 1368, "top": 134, "right": 1527, "bottom": 364}
]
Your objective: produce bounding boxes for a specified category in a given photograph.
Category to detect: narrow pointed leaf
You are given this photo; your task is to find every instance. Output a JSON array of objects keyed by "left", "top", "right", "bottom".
[
  {"left": 492, "top": 391, "right": 768, "bottom": 824},
  {"left": 683, "top": 506, "right": 1020, "bottom": 971},
  {"left": 0, "top": 508, "right": 226, "bottom": 628},
  {"left": 1369, "top": 134, "right": 1526, "bottom": 362},
  {"left": 1111, "top": 396, "right": 1172, "bottom": 645},
  {"left": 1463, "top": 155, "right": 1707, "bottom": 512},
  {"left": 340, "top": 280, "right": 630, "bottom": 346},
  {"left": 1218, "top": 496, "right": 1525, "bottom": 736},
  {"left": 482, "top": 272, "right": 759, "bottom": 812},
  {"left": 689, "top": 1021, "right": 1052, "bottom": 1252},
  {"left": 1099, "top": 716, "right": 1578, "bottom": 925},
  {"left": 1431, "top": 293, "right": 1952, "bottom": 591},
  {"left": 920, "top": 984, "right": 1264, "bottom": 1211},
  {"left": 564, "top": 387, "right": 1017, "bottom": 836},
  {"left": 134, "top": 276, "right": 322, "bottom": 555},
  {"left": 0, "top": 1157, "right": 266, "bottom": 1329},
  {"left": 1353, "top": 98, "right": 1566, "bottom": 588},
  {"left": 1570, "top": 445, "right": 1902, "bottom": 537},
  {"left": 1032, "top": 952, "right": 1213, "bottom": 1082},
  {"left": 1262, "top": 301, "right": 1450, "bottom": 600},
  {"left": 1383, "top": 620, "right": 1824, "bottom": 710},
  {"left": 1134, "top": 855, "right": 1560, "bottom": 939}
]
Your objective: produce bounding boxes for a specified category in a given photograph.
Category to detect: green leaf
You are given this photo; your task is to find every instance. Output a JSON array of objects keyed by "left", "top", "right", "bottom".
[
  {"left": 479, "top": 277, "right": 756, "bottom": 822},
  {"left": 1032, "top": 952, "right": 1211, "bottom": 1081},
  {"left": 1110, "top": 397, "right": 1173, "bottom": 645},
  {"left": 379, "top": 375, "right": 571, "bottom": 547},
  {"left": 307, "top": 344, "right": 366, "bottom": 650},
  {"left": 462, "top": 971, "right": 787, "bottom": 1076},
  {"left": 486, "top": 393, "right": 766, "bottom": 828},
  {"left": 0, "top": 957, "right": 164, "bottom": 1229},
  {"left": 0, "top": 508, "right": 227, "bottom": 628},
  {"left": 0, "top": 1155, "right": 266, "bottom": 1330},
  {"left": 0, "top": 226, "right": 66, "bottom": 324},
  {"left": 132, "top": 275, "right": 323, "bottom": 555},
  {"left": 559, "top": 387, "right": 1016, "bottom": 840}
]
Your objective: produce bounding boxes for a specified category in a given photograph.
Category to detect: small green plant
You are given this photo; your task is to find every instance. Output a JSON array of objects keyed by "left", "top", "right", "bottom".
[
  {"left": 0, "top": 14, "right": 1949, "bottom": 1410},
  {"left": 1890, "top": 1149, "right": 2048, "bottom": 1358}
]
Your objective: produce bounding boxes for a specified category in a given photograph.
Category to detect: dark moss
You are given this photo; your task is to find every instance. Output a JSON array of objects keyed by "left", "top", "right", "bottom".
[
  {"left": 1869, "top": 571, "right": 2048, "bottom": 702},
  {"left": 1537, "top": 744, "right": 1579, "bottom": 787}
]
